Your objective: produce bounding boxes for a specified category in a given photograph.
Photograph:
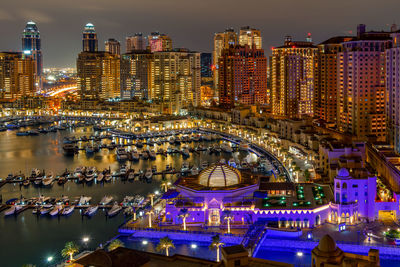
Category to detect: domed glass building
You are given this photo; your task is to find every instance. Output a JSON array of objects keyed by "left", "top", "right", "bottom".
[{"left": 162, "top": 164, "right": 332, "bottom": 228}]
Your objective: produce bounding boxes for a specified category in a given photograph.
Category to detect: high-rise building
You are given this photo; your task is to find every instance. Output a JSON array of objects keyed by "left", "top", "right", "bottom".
[
  {"left": 105, "top": 38, "right": 121, "bottom": 56},
  {"left": 0, "top": 52, "right": 35, "bottom": 101},
  {"left": 149, "top": 49, "right": 201, "bottom": 112},
  {"left": 218, "top": 45, "right": 267, "bottom": 109},
  {"left": 22, "top": 21, "right": 42, "bottom": 89},
  {"left": 148, "top": 32, "right": 172, "bottom": 52},
  {"left": 200, "top": 53, "right": 212, "bottom": 78},
  {"left": 122, "top": 51, "right": 153, "bottom": 99},
  {"left": 386, "top": 31, "right": 400, "bottom": 152},
  {"left": 213, "top": 29, "right": 237, "bottom": 94},
  {"left": 77, "top": 51, "right": 123, "bottom": 100},
  {"left": 271, "top": 36, "right": 318, "bottom": 118},
  {"left": 238, "top": 26, "right": 262, "bottom": 49},
  {"left": 337, "top": 25, "right": 390, "bottom": 141},
  {"left": 316, "top": 37, "right": 353, "bottom": 125},
  {"left": 82, "top": 23, "right": 98, "bottom": 52},
  {"left": 126, "top": 33, "right": 147, "bottom": 53}
]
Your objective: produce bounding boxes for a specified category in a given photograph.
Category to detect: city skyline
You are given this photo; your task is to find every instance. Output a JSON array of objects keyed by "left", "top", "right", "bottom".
[{"left": 0, "top": 0, "right": 398, "bottom": 67}]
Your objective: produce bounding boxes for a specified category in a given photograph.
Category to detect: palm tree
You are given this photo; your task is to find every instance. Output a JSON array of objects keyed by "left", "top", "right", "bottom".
[
  {"left": 156, "top": 236, "right": 175, "bottom": 256},
  {"left": 148, "top": 193, "right": 155, "bottom": 206},
  {"left": 209, "top": 234, "right": 224, "bottom": 262},
  {"left": 223, "top": 210, "right": 234, "bottom": 234},
  {"left": 61, "top": 241, "right": 79, "bottom": 261},
  {"left": 179, "top": 208, "right": 190, "bottom": 231},
  {"left": 146, "top": 209, "right": 154, "bottom": 228},
  {"left": 161, "top": 179, "right": 169, "bottom": 192},
  {"left": 108, "top": 239, "right": 124, "bottom": 251}
]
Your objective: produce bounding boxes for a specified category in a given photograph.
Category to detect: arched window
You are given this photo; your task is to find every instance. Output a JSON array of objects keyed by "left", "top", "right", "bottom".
[
  {"left": 336, "top": 182, "right": 340, "bottom": 188},
  {"left": 342, "top": 182, "right": 347, "bottom": 189}
]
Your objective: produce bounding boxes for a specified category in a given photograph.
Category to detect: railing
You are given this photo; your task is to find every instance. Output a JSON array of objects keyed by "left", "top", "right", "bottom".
[{"left": 119, "top": 225, "right": 245, "bottom": 237}]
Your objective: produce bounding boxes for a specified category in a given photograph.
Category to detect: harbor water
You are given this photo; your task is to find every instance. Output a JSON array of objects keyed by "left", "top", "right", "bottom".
[{"left": 0, "top": 126, "right": 253, "bottom": 266}]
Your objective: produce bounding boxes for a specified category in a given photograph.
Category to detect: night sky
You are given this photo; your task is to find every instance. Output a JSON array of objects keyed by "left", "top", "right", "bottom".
[{"left": 0, "top": 0, "right": 399, "bottom": 67}]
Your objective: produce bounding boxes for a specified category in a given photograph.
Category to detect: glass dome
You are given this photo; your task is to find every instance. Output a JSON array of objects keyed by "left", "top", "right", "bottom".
[{"left": 198, "top": 164, "right": 241, "bottom": 187}]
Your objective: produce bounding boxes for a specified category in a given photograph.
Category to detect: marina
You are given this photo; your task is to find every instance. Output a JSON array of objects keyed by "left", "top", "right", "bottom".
[{"left": 0, "top": 123, "right": 273, "bottom": 266}]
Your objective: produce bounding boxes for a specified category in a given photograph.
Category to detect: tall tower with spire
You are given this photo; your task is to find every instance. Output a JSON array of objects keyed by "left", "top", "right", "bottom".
[
  {"left": 82, "top": 23, "right": 98, "bottom": 52},
  {"left": 22, "top": 21, "right": 42, "bottom": 89}
]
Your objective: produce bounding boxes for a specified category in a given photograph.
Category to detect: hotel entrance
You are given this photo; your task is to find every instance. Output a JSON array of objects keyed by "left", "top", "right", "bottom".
[{"left": 208, "top": 209, "right": 220, "bottom": 226}]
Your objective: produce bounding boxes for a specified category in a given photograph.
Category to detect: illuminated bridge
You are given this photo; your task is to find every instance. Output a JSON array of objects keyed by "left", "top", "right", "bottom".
[{"left": 44, "top": 84, "right": 78, "bottom": 97}]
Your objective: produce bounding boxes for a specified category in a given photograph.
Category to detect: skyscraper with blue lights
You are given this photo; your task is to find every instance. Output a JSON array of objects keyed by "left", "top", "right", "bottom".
[
  {"left": 22, "top": 21, "right": 42, "bottom": 89},
  {"left": 83, "top": 23, "right": 98, "bottom": 52}
]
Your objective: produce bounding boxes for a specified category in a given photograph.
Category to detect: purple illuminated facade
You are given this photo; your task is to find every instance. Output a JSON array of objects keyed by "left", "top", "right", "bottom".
[{"left": 162, "top": 164, "right": 400, "bottom": 230}]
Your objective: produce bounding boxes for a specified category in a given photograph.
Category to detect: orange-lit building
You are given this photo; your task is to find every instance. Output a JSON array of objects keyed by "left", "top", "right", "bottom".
[
  {"left": 316, "top": 37, "right": 353, "bottom": 125},
  {"left": 218, "top": 45, "right": 267, "bottom": 109},
  {"left": 337, "top": 25, "right": 390, "bottom": 141},
  {"left": 271, "top": 36, "right": 318, "bottom": 118},
  {"left": 239, "top": 26, "right": 262, "bottom": 49},
  {"left": 0, "top": 52, "right": 36, "bottom": 101},
  {"left": 148, "top": 32, "right": 172, "bottom": 52},
  {"left": 77, "top": 51, "right": 124, "bottom": 100},
  {"left": 213, "top": 29, "right": 237, "bottom": 95}
]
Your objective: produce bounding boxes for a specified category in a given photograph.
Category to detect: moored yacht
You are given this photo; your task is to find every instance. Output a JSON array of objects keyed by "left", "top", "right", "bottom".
[
  {"left": 84, "top": 205, "right": 98, "bottom": 216},
  {"left": 107, "top": 202, "right": 122, "bottom": 217}
]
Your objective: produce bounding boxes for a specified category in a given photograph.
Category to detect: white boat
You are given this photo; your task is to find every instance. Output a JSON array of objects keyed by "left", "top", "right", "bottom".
[
  {"left": 107, "top": 202, "right": 122, "bottom": 217},
  {"left": 31, "top": 168, "right": 41, "bottom": 178},
  {"left": 49, "top": 205, "right": 62, "bottom": 216},
  {"left": 168, "top": 136, "right": 175, "bottom": 144},
  {"left": 85, "top": 175, "right": 94, "bottom": 183},
  {"left": 84, "top": 205, "right": 98, "bottom": 216},
  {"left": 239, "top": 142, "right": 250, "bottom": 151},
  {"left": 133, "top": 195, "right": 145, "bottom": 206},
  {"left": 221, "top": 143, "right": 233, "bottom": 153},
  {"left": 119, "top": 165, "right": 127, "bottom": 176},
  {"left": 40, "top": 206, "right": 52, "bottom": 215},
  {"left": 62, "top": 205, "right": 75, "bottom": 215},
  {"left": 104, "top": 173, "right": 112, "bottom": 182},
  {"left": 78, "top": 196, "right": 92, "bottom": 206},
  {"left": 85, "top": 167, "right": 96, "bottom": 182},
  {"left": 116, "top": 148, "right": 128, "bottom": 161},
  {"left": 4, "top": 205, "right": 22, "bottom": 216},
  {"left": 145, "top": 168, "right": 153, "bottom": 179},
  {"left": 128, "top": 171, "right": 135, "bottom": 181},
  {"left": 97, "top": 173, "right": 104, "bottom": 182},
  {"left": 42, "top": 172, "right": 54, "bottom": 186},
  {"left": 34, "top": 177, "right": 43, "bottom": 185},
  {"left": 121, "top": 196, "right": 134, "bottom": 206},
  {"left": 74, "top": 166, "right": 86, "bottom": 178},
  {"left": 100, "top": 196, "right": 113, "bottom": 205}
]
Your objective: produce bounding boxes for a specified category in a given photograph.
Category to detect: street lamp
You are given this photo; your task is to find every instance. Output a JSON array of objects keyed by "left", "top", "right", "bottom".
[
  {"left": 82, "top": 236, "right": 90, "bottom": 249},
  {"left": 47, "top": 256, "right": 53, "bottom": 263}
]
